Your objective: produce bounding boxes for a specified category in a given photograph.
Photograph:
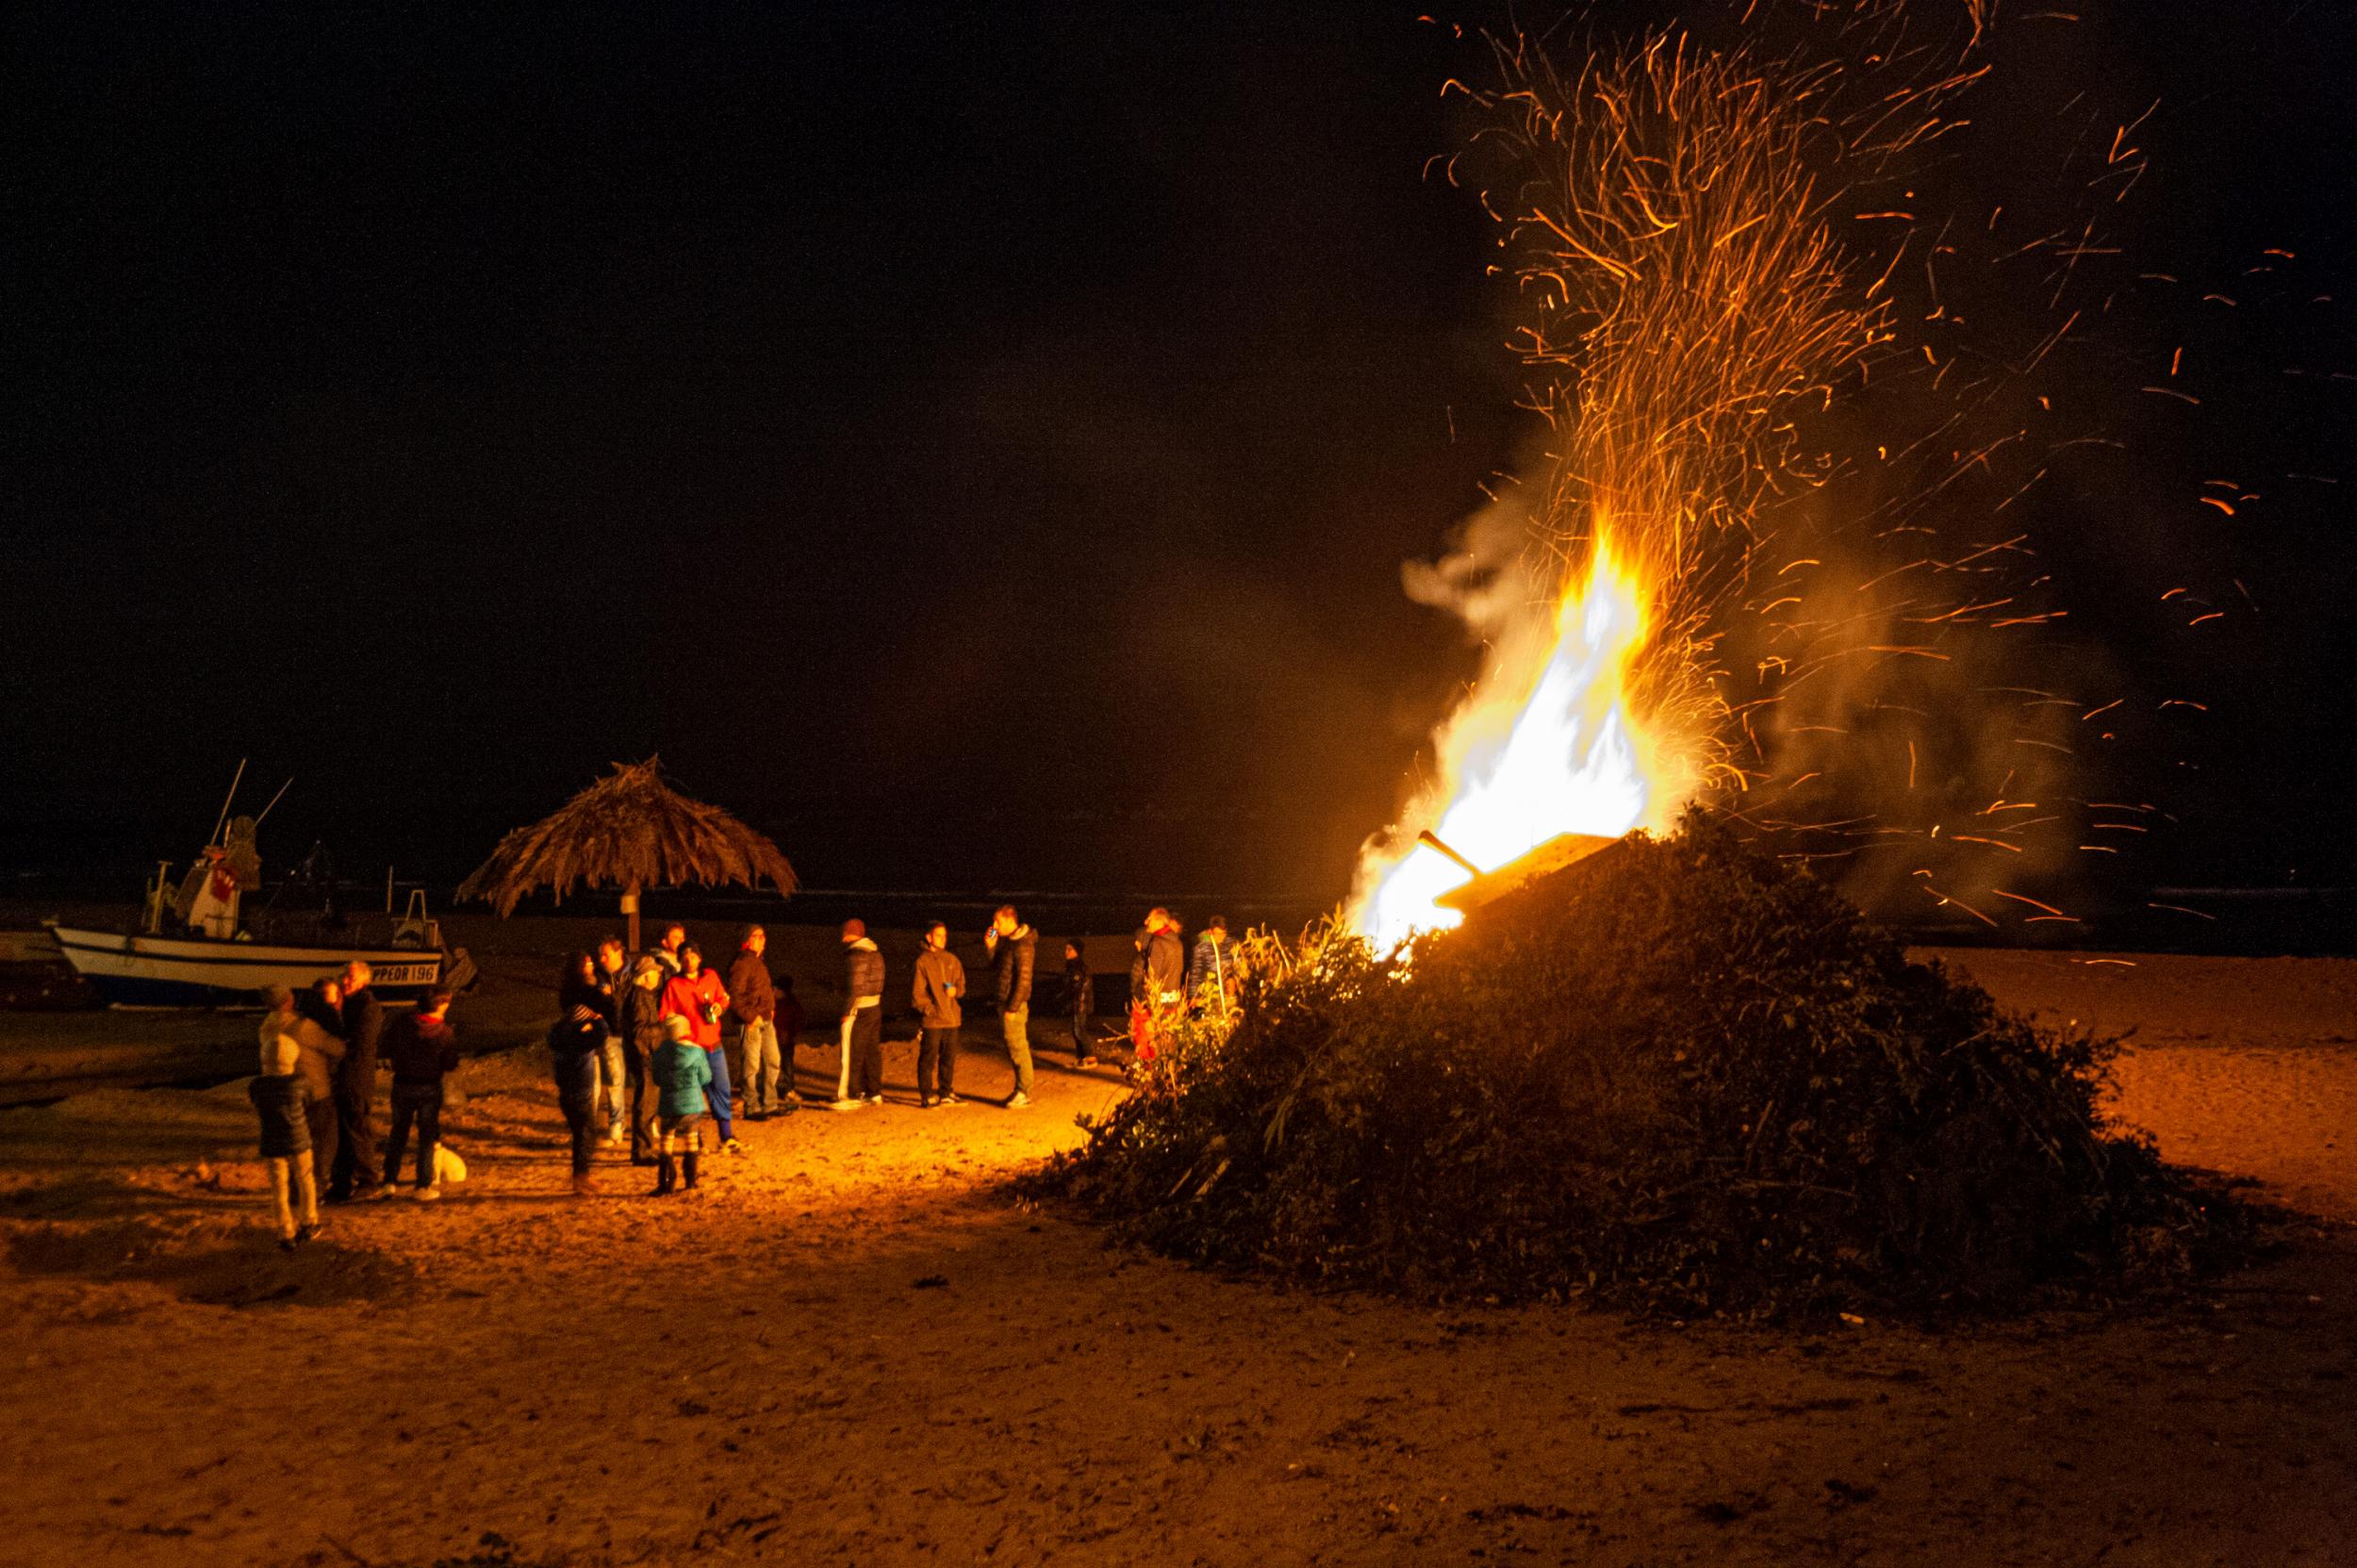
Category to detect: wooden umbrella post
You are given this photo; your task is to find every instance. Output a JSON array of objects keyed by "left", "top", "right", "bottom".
[{"left": 622, "top": 883, "right": 641, "bottom": 954}]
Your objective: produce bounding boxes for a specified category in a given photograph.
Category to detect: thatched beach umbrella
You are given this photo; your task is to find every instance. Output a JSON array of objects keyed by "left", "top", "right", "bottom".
[{"left": 456, "top": 757, "right": 797, "bottom": 950}]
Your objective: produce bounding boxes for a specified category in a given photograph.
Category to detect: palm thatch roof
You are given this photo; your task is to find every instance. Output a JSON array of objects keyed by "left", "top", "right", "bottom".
[{"left": 456, "top": 757, "right": 798, "bottom": 916}]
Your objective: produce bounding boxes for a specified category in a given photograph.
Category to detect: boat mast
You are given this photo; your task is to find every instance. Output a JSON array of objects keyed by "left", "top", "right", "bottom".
[{"left": 206, "top": 758, "right": 248, "bottom": 848}]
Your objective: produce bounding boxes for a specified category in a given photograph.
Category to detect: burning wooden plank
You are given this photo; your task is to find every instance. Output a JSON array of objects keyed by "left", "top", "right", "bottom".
[{"left": 1430, "top": 829, "right": 1627, "bottom": 927}]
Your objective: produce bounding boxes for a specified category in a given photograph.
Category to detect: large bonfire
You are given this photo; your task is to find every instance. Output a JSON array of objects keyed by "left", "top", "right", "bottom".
[
  {"left": 1058, "top": 6, "right": 2247, "bottom": 1316},
  {"left": 1345, "top": 18, "right": 1884, "bottom": 942}
]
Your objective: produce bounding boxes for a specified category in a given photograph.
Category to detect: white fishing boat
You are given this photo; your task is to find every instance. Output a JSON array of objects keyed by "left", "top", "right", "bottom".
[
  {"left": 46, "top": 923, "right": 448, "bottom": 1008},
  {"left": 41, "top": 762, "right": 470, "bottom": 1008}
]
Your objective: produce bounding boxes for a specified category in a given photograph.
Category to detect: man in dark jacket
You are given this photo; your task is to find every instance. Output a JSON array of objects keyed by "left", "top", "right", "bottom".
[
  {"left": 835, "top": 919, "right": 885, "bottom": 1107},
  {"left": 328, "top": 960, "right": 386, "bottom": 1202},
  {"left": 728, "top": 925, "right": 784, "bottom": 1119},
  {"left": 983, "top": 905, "right": 1037, "bottom": 1109},
  {"left": 1141, "top": 909, "right": 1187, "bottom": 1058},
  {"left": 381, "top": 990, "right": 460, "bottom": 1197},
  {"left": 593, "top": 937, "right": 630, "bottom": 1146},
  {"left": 1063, "top": 940, "right": 1097, "bottom": 1067},
  {"left": 621, "top": 954, "right": 669, "bottom": 1163}
]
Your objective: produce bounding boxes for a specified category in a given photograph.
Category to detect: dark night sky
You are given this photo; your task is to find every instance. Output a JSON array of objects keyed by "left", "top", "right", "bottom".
[{"left": 6, "top": 2, "right": 2353, "bottom": 910}]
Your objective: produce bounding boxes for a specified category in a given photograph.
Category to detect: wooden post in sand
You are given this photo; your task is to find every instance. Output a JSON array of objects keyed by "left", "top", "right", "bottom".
[{"left": 621, "top": 883, "right": 641, "bottom": 954}]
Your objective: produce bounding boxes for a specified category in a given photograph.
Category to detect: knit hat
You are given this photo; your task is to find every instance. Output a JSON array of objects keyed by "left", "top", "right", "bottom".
[
  {"left": 741, "top": 923, "right": 765, "bottom": 946},
  {"left": 841, "top": 918, "right": 866, "bottom": 942}
]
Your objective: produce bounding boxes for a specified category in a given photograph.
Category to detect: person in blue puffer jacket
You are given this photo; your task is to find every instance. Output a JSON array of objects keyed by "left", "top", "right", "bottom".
[{"left": 651, "top": 1015, "right": 714, "bottom": 1197}]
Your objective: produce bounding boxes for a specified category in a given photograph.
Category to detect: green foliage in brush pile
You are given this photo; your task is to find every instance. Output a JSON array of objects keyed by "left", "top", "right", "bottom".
[{"left": 1053, "top": 813, "right": 2242, "bottom": 1317}]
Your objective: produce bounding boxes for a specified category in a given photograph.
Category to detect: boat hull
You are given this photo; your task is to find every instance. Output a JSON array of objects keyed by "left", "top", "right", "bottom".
[{"left": 47, "top": 926, "right": 443, "bottom": 1008}]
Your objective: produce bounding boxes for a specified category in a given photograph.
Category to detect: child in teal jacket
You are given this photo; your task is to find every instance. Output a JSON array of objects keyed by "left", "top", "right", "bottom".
[{"left": 651, "top": 1015, "right": 713, "bottom": 1197}]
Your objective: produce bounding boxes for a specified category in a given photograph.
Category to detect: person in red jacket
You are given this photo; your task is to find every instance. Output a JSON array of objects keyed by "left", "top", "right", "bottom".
[{"left": 662, "top": 943, "right": 739, "bottom": 1152}]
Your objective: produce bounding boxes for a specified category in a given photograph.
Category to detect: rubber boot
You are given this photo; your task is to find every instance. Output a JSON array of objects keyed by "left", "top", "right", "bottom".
[
  {"left": 652, "top": 1153, "right": 675, "bottom": 1197},
  {"left": 682, "top": 1150, "right": 701, "bottom": 1191}
]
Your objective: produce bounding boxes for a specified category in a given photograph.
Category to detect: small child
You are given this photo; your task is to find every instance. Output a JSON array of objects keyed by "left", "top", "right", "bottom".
[
  {"left": 1063, "top": 941, "right": 1097, "bottom": 1068},
  {"left": 251, "top": 994, "right": 321, "bottom": 1250},
  {"left": 651, "top": 1014, "right": 713, "bottom": 1197}
]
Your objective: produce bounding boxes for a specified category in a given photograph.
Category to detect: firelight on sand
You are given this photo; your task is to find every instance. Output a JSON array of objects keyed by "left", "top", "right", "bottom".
[{"left": 1351, "top": 527, "right": 1689, "bottom": 949}]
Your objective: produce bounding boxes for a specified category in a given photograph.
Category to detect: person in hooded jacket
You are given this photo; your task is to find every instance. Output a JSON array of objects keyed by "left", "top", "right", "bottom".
[
  {"left": 835, "top": 919, "right": 885, "bottom": 1107},
  {"left": 983, "top": 905, "right": 1038, "bottom": 1109},
  {"left": 651, "top": 1015, "right": 713, "bottom": 1196},
  {"left": 552, "top": 952, "right": 608, "bottom": 1195}
]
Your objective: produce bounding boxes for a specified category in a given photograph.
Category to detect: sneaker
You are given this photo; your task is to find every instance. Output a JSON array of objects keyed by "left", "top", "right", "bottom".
[
  {"left": 278, "top": 1237, "right": 298, "bottom": 1252},
  {"left": 940, "top": 1093, "right": 964, "bottom": 1106},
  {"left": 571, "top": 1173, "right": 596, "bottom": 1197},
  {"left": 1076, "top": 1056, "right": 1099, "bottom": 1068},
  {"left": 829, "top": 1098, "right": 864, "bottom": 1112},
  {"left": 784, "top": 1090, "right": 805, "bottom": 1107},
  {"left": 295, "top": 1220, "right": 326, "bottom": 1243},
  {"left": 368, "top": 1185, "right": 397, "bottom": 1202},
  {"left": 918, "top": 1097, "right": 935, "bottom": 1109},
  {"left": 1005, "top": 1092, "right": 1032, "bottom": 1110},
  {"left": 748, "top": 1110, "right": 769, "bottom": 1122},
  {"left": 414, "top": 1186, "right": 441, "bottom": 1203},
  {"left": 723, "top": 1138, "right": 748, "bottom": 1155},
  {"left": 862, "top": 1093, "right": 883, "bottom": 1106}
]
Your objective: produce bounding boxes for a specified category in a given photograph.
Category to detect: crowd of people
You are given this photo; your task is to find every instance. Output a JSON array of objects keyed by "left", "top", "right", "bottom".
[{"left": 243, "top": 903, "right": 1247, "bottom": 1242}]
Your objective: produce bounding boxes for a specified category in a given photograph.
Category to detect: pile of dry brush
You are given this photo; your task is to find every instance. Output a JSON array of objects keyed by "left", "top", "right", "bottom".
[{"left": 1047, "top": 814, "right": 2245, "bottom": 1318}]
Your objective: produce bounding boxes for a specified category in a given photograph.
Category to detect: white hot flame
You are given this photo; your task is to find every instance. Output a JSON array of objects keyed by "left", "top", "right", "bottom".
[{"left": 1352, "top": 533, "right": 1675, "bottom": 949}]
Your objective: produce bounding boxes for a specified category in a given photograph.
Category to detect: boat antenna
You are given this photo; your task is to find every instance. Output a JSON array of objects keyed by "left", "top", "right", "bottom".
[
  {"left": 253, "top": 776, "right": 294, "bottom": 829},
  {"left": 207, "top": 758, "right": 248, "bottom": 848}
]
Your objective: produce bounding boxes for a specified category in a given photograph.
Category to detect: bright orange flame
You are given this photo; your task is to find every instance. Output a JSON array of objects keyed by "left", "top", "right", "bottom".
[{"left": 1350, "top": 528, "right": 1689, "bottom": 949}]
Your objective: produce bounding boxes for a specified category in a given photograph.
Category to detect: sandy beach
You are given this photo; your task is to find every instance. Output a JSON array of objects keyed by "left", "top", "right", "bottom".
[{"left": 0, "top": 933, "right": 2350, "bottom": 1567}]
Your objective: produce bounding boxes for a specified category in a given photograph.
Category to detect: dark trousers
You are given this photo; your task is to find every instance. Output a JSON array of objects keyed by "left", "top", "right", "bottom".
[
  {"left": 849, "top": 1005, "right": 884, "bottom": 1098},
  {"left": 383, "top": 1081, "right": 443, "bottom": 1189},
  {"left": 1071, "top": 1012, "right": 1094, "bottom": 1058},
  {"left": 917, "top": 1026, "right": 958, "bottom": 1099},
  {"left": 305, "top": 1094, "right": 339, "bottom": 1195},
  {"left": 559, "top": 1089, "right": 598, "bottom": 1176},
  {"left": 328, "top": 1077, "right": 380, "bottom": 1198},
  {"left": 626, "top": 1041, "right": 659, "bottom": 1160}
]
